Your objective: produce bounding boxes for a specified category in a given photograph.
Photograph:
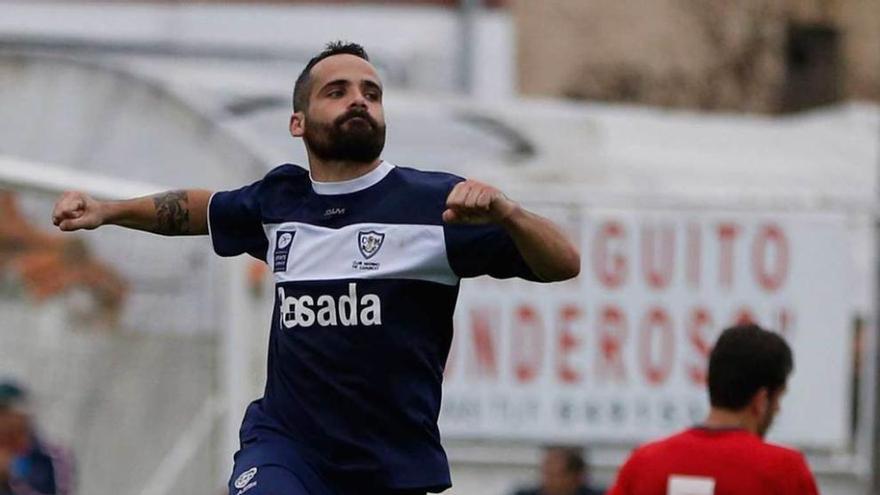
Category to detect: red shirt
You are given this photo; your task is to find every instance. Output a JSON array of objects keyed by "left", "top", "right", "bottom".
[{"left": 607, "top": 427, "right": 820, "bottom": 495}]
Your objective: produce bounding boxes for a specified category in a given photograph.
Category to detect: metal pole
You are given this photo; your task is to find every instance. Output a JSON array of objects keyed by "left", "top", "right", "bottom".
[
  {"left": 222, "top": 256, "right": 251, "bottom": 481},
  {"left": 870, "top": 103, "right": 880, "bottom": 495},
  {"left": 457, "top": 0, "right": 481, "bottom": 95}
]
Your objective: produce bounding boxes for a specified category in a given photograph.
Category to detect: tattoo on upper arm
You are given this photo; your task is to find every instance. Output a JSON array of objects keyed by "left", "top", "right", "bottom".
[{"left": 153, "top": 191, "right": 190, "bottom": 234}]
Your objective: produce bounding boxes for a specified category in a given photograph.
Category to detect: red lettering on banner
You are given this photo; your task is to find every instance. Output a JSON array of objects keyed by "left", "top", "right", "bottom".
[
  {"left": 775, "top": 307, "right": 794, "bottom": 336},
  {"left": 597, "top": 305, "right": 628, "bottom": 383},
  {"left": 467, "top": 307, "right": 499, "bottom": 379},
  {"left": 557, "top": 305, "right": 582, "bottom": 384},
  {"left": 731, "top": 306, "right": 796, "bottom": 335},
  {"left": 445, "top": 302, "right": 799, "bottom": 389},
  {"left": 686, "top": 222, "right": 701, "bottom": 289},
  {"left": 733, "top": 307, "right": 756, "bottom": 325},
  {"left": 512, "top": 305, "right": 543, "bottom": 383},
  {"left": 642, "top": 224, "right": 675, "bottom": 290},
  {"left": 686, "top": 307, "right": 713, "bottom": 386},
  {"left": 752, "top": 224, "right": 789, "bottom": 292},
  {"left": 717, "top": 223, "right": 740, "bottom": 288},
  {"left": 639, "top": 307, "right": 675, "bottom": 386},
  {"left": 593, "top": 221, "right": 627, "bottom": 289}
]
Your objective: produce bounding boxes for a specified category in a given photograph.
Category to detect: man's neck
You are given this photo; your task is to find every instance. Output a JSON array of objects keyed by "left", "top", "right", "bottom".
[
  {"left": 308, "top": 157, "right": 382, "bottom": 182},
  {"left": 702, "top": 408, "right": 757, "bottom": 435}
]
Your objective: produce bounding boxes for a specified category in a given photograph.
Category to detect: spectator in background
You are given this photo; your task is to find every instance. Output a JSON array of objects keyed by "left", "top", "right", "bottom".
[
  {"left": 606, "top": 324, "right": 819, "bottom": 495},
  {"left": 0, "top": 381, "right": 74, "bottom": 495},
  {"left": 511, "top": 446, "right": 604, "bottom": 495}
]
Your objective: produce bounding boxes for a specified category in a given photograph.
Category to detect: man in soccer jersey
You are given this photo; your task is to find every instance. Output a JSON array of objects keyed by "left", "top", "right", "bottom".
[
  {"left": 607, "top": 324, "right": 819, "bottom": 495},
  {"left": 51, "top": 42, "right": 580, "bottom": 495}
]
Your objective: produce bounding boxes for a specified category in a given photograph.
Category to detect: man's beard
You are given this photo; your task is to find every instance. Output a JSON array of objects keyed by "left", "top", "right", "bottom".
[{"left": 303, "top": 109, "right": 386, "bottom": 163}]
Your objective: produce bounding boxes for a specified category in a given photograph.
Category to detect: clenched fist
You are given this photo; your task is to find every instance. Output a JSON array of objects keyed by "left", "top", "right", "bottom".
[
  {"left": 442, "top": 179, "right": 518, "bottom": 225},
  {"left": 52, "top": 191, "right": 104, "bottom": 231}
]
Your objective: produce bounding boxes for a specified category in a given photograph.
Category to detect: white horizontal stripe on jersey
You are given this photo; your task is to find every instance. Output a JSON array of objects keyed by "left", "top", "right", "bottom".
[{"left": 264, "top": 221, "right": 458, "bottom": 286}]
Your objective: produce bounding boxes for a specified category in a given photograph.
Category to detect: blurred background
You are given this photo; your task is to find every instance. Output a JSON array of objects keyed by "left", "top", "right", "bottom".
[{"left": 0, "top": 0, "right": 877, "bottom": 494}]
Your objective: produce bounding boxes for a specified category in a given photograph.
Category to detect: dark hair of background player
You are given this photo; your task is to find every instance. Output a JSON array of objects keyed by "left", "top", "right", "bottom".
[
  {"left": 546, "top": 445, "right": 586, "bottom": 474},
  {"left": 708, "top": 323, "right": 793, "bottom": 410}
]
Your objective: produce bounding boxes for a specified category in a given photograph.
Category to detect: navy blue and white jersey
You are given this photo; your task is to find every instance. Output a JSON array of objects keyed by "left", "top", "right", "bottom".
[{"left": 209, "top": 161, "right": 538, "bottom": 492}]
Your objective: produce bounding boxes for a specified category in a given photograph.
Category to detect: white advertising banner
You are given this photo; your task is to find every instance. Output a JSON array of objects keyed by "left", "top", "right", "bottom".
[{"left": 440, "top": 207, "right": 854, "bottom": 449}]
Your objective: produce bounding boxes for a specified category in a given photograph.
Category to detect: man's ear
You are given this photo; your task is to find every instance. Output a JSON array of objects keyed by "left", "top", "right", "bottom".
[
  {"left": 290, "top": 112, "right": 305, "bottom": 138},
  {"left": 750, "top": 387, "right": 770, "bottom": 417}
]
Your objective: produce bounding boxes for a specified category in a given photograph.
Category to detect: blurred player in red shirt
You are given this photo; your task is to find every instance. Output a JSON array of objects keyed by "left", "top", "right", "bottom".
[{"left": 607, "top": 324, "right": 819, "bottom": 495}]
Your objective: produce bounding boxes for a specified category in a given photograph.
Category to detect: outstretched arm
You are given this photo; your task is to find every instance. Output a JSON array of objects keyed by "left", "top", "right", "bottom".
[
  {"left": 444, "top": 180, "right": 580, "bottom": 282},
  {"left": 52, "top": 189, "right": 213, "bottom": 236}
]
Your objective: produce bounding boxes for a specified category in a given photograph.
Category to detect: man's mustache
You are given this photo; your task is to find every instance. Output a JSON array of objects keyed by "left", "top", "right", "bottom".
[{"left": 334, "top": 109, "right": 378, "bottom": 129}]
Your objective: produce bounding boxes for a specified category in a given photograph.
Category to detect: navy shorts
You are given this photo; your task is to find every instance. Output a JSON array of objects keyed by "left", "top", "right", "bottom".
[
  {"left": 228, "top": 435, "right": 332, "bottom": 495},
  {"left": 228, "top": 466, "right": 427, "bottom": 495},
  {"left": 229, "top": 465, "right": 308, "bottom": 495},
  {"left": 227, "top": 437, "right": 427, "bottom": 495}
]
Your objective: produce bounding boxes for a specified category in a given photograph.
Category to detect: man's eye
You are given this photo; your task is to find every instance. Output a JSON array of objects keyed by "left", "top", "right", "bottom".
[
  {"left": 366, "top": 92, "right": 381, "bottom": 101},
  {"left": 328, "top": 90, "right": 343, "bottom": 97}
]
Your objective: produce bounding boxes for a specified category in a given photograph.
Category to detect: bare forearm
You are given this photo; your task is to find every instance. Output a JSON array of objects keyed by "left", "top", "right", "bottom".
[
  {"left": 442, "top": 179, "right": 580, "bottom": 282},
  {"left": 103, "top": 189, "right": 212, "bottom": 235},
  {"left": 500, "top": 206, "right": 580, "bottom": 282}
]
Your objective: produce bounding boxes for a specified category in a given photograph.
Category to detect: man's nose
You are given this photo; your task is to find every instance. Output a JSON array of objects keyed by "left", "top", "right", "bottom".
[{"left": 348, "top": 91, "right": 368, "bottom": 109}]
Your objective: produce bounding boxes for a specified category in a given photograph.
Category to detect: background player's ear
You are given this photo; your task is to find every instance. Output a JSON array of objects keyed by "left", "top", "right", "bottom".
[
  {"left": 290, "top": 112, "right": 305, "bottom": 138},
  {"left": 750, "top": 388, "right": 770, "bottom": 416}
]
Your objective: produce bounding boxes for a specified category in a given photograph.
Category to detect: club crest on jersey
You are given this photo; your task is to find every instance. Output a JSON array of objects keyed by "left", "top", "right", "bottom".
[
  {"left": 273, "top": 230, "right": 295, "bottom": 273},
  {"left": 358, "top": 230, "right": 385, "bottom": 259}
]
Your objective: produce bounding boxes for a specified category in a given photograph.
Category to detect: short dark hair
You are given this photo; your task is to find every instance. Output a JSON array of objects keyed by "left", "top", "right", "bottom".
[
  {"left": 708, "top": 324, "right": 793, "bottom": 410},
  {"left": 293, "top": 41, "right": 370, "bottom": 112},
  {"left": 546, "top": 445, "right": 586, "bottom": 474}
]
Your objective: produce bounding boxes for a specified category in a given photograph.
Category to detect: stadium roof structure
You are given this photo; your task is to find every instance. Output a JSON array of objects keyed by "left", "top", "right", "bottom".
[
  {"left": 122, "top": 52, "right": 880, "bottom": 210},
  {"left": 1, "top": 50, "right": 878, "bottom": 211}
]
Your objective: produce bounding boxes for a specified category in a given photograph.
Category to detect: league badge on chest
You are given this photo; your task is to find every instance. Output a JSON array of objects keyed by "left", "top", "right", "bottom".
[{"left": 273, "top": 230, "right": 296, "bottom": 272}]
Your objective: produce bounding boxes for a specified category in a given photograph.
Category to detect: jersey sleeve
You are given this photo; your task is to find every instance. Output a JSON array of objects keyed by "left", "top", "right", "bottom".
[
  {"left": 791, "top": 453, "right": 820, "bottom": 495},
  {"left": 444, "top": 223, "right": 540, "bottom": 281},
  {"left": 606, "top": 451, "right": 639, "bottom": 495},
  {"left": 208, "top": 180, "right": 268, "bottom": 261}
]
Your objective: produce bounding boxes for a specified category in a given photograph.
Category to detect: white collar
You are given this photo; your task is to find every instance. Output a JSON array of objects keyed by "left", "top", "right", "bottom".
[{"left": 310, "top": 160, "right": 395, "bottom": 195}]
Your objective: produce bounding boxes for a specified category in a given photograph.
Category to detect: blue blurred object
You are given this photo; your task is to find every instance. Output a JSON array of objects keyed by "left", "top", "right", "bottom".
[
  {"left": 10, "top": 455, "right": 33, "bottom": 478},
  {"left": 0, "top": 379, "right": 27, "bottom": 407}
]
